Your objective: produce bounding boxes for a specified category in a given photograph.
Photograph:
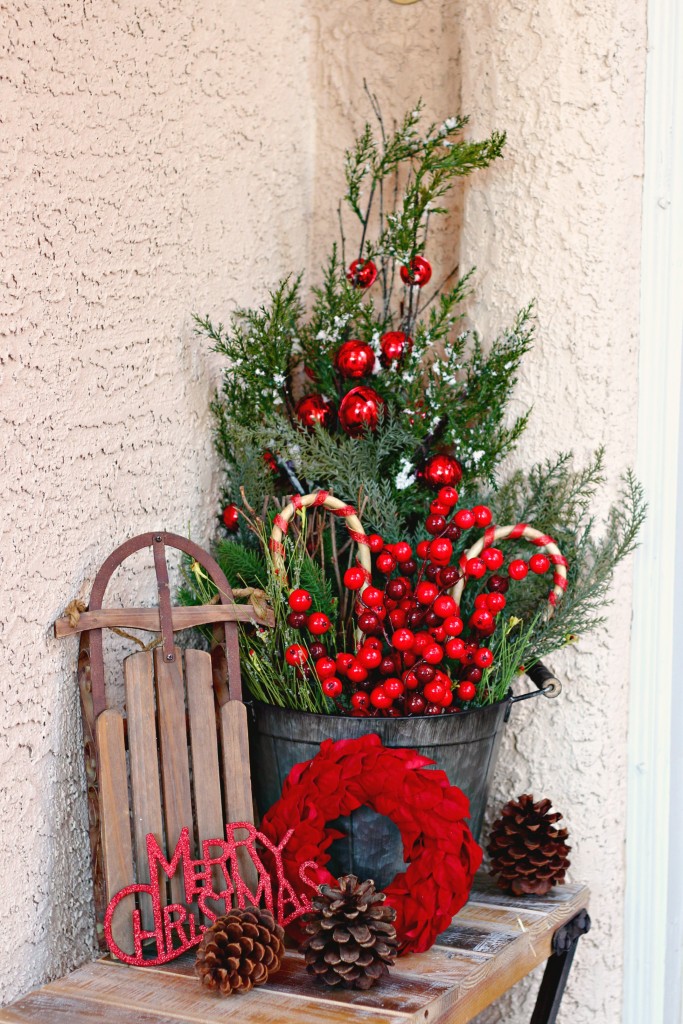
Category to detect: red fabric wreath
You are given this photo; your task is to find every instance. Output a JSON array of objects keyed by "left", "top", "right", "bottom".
[{"left": 259, "top": 733, "right": 482, "bottom": 954}]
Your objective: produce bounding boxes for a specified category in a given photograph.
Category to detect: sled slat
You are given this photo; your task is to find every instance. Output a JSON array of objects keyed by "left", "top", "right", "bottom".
[
  {"left": 220, "top": 699, "right": 257, "bottom": 890},
  {"left": 97, "top": 710, "right": 135, "bottom": 954}
]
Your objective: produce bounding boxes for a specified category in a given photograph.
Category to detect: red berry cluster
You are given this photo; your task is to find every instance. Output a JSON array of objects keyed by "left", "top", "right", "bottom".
[{"left": 282, "top": 489, "right": 552, "bottom": 717}]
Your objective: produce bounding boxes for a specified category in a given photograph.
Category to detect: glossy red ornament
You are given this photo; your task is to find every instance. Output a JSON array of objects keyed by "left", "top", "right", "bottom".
[
  {"left": 419, "top": 453, "right": 463, "bottom": 490},
  {"left": 335, "top": 340, "right": 376, "bottom": 379},
  {"left": 221, "top": 504, "right": 239, "bottom": 532},
  {"left": 530, "top": 553, "right": 551, "bottom": 574},
  {"left": 288, "top": 589, "right": 313, "bottom": 612},
  {"left": 380, "top": 331, "right": 412, "bottom": 363},
  {"left": 322, "top": 677, "right": 343, "bottom": 698},
  {"left": 285, "top": 644, "right": 308, "bottom": 667},
  {"left": 400, "top": 256, "right": 433, "bottom": 287},
  {"left": 343, "top": 566, "right": 365, "bottom": 590},
  {"left": 454, "top": 509, "right": 476, "bottom": 530},
  {"left": 347, "top": 258, "right": 378, "bottom": 288},
  {"left": 295, "top": 393, "right": 335, "bottom": 430},
  {"left": 466, "top": 557, "right": 487, "bottom": 579},
  {"left": 508, "top": 559, "right": 529, "bottom": 581},
  {"left": 338, "top": 386, "right": 387, "bottom": 436},
  {"left": 307, "top": 612, "right": 331, "bottom": 635}
]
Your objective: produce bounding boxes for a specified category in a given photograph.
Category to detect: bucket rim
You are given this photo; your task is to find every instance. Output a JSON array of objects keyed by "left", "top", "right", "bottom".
[{"left": 246, "top": 691, "right": 512, "bottom": 722}]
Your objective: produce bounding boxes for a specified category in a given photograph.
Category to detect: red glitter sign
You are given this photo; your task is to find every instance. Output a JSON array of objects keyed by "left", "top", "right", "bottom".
[{"left": 104, "top": 822, "right": 318, "bottom": 965}]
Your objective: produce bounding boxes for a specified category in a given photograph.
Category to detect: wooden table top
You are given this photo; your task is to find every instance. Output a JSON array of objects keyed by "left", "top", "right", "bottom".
[{"left": 0, "top": 877, "right": 589, "bottom": 1024}]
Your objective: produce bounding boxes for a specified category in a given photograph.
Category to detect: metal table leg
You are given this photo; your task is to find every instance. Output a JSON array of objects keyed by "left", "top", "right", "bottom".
[{"left": 530, "top": 909, "right": 592, "bottom": 1024}]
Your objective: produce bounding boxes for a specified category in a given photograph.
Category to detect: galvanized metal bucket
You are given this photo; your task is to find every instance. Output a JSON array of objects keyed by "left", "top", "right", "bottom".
[{"left": 248, "top": 696, "right": 521, "bottom": 889}]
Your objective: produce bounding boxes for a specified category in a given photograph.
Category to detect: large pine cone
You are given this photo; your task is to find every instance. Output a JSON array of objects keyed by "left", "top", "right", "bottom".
[
  {"left": 195, "top": 907, "right": 285, "bottom": 995},
  {"left": 301, "top": 875, "right": 398, "bottom": 991},
  {"left": 487, "top": 794, "right": 571, "bottom": 896}
]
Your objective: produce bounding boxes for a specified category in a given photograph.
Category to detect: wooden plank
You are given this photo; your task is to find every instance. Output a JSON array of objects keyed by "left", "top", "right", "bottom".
[
  {"left": 125, "top": 651, "right": 164, "bottom": 933},
  {"left": 54, "top": 604, "right": 273, "bottom": 638},
  {"left": 220, "top": 699, "right": 258, "bottom": 891},
  {"left": 46, "top": 961, "right": 412, "bottom": 1024},
  {"left": 0, "top": 990, "right": 184, "bottom": 1023},
  {"left": 96, "top": 710, "right": 135, "bottom": 955},
  {"left": 154, "top": 647, "right": 194, "bottom": 909}
]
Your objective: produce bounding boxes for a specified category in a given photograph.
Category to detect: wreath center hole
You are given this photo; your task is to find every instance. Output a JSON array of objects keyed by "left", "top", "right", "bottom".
[{"left": 327, "top": 805, "right": 404, "bottom": 891}]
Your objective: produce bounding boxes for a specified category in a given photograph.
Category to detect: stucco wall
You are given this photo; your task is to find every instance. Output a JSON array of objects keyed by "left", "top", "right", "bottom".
[
  {"left": 1, "top": 0, "right": 645, "bottom": 1019},
  {"left": 0, "top": 0, "right": 314, "bottom": 1003}
]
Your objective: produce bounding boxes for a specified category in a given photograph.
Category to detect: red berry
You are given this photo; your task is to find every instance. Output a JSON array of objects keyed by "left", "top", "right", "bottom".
[
  {"left": 487, "top": 593, "right": 506, "bottom": 613},
  {"left": 288, "top": 588, "right": 312, "bottom": 612},
  {"left": 413, "top": 632, "right": 432, "bottom": 655},
  {"left": 441, "top": 687, "right": 454, "bottom": 708},
  {"left": 457, "top": 682, "right": 476, "bottom": 702},
  {"left": 430, "top": 625, "right": 447, "bottom": 643},
  {"left": 322, "top": 677, "right": 343, "bottom": 698},
  {"left": 368, "top": 534, "right": 385, "bottom": 553},
  {"left": 438, "top": 486, "right": 459, "bottom": 507},
  {"left": 474, "top": 594, "right": 490, "bottom": 609},
  {"left": 285, "top": 644, "right": 308, "bottom": 667},
  {"left": 386, "top": 579, "right": 408, "bottom": 600},
  {"left": 470, "top": 609, "right": 494, "bottom": 632},
  {"left": 426, "top": 514, "right": 446, "bottom": 535},
  {"left": 357, "top": 610, "right": 381, "bottom": 633},
  {"left": 415, "top": 581, "right": 439, "bottom": 605},
  {"left": 402, "top": 558, "right": 417, "bottom": 575},
  {"left": 423, "top": 643, "right": 444, "bottom": 665},
  {"left": 463, "top": 666, "right": 483, "bottom": 683},
  {"left": 424, "top": 702, "right": 443, "bottom": 716},
  {"left": 454, "top": 509, "right": 476, "bottom": 530},
  {"left": 343, "top": 567, "right": 365, "bottom": 590},
  {"left": 416, "top": 540, "right": 430, "bottom": 559},
  {"left": 362, "top": 586, "right": 384, "bottom": 608},
  {"left": 287, "top": 611, "right": 306, "bottom": 629},
  {"left": 392, "top": 628, "right": 415, "bottom": 651},
  {"left": 406, "top": 693, "right": 427, "bottom": 715},
  {"left": 482, "top": 547, "right": 504, "bottom": 570},
  {"left": 487, "top": 574, "right": 509, "bottom": 593},
  {"left": 429, "top": 538, "right": 453, "bottom": 563},
  {"left": 351, "top": 691, "right": 370, "bottom": 710},
  {"left": 403, "top": 670, "right": 419, "bottom": 690},
  {"left": 389, "top": 608, "right": 407, "bottom": 628},
  {"left": 474, "top": 647, "right": 494, "bottom": 668},
  {"left": 393, "top": 542, "right": 413, "bottom": 563},
  {"left": 222, "top": 504, "right": 239, "bottom": 532},
  {"left": 376, "top": 551, "right": 397, "bottom": 574},
  {"left": 444, "top": 615, "right": 463, "bottom": 636},
  {"left": 445, "top": 638, "right": 466, "bottom": 660},
  {"left": 466, "top": 557, "right": 487, "bottom": 579},
  {"left": 473, "top": 505, "right": 493, "bottom": 527},
  {"left": 415, "top": 663, "right": 436, "bottom": 684},
  {"left": 309, "top": 642, "right": 327, "bottom": 660},
  {"left": 307, "top": 612, "right": 331, "bottom": 635},
  {"left": 438, "top": 565, "right": 460, "bottom": 587},
  {"left": 432, "top": 594, "right": 457, "bottom": 619},
  {"left": 336, "top": 652, "right": 354, "bottom": 674},
  {"left": 357, "top": 646, "right": 382, "bottom": 669},
  {"left": 424, "top": 681, "right": 446, "bottom": 704},
  {"left": 430, "top": 501, "right": 450, "bottom": 516},
  {"left": 508, "top": 559, "right": 529, "bottom": 581},
  {"left": 347, "top": 660, "right": 368, "bottom": 683},
  {"left": 530, "top": 553, "right": 551, "bottom": 574},
  {"left": 384, "top": 677, "right": 404, "bottom": 699},
  {"left": 316, "top": 656, "right": 337, "bottom": 679},
  {"left": 445, "top": 522, "right": 462, "bottom": 541},
  {"left": 370, "top": 686, "right": 392, "bottom": 709}
]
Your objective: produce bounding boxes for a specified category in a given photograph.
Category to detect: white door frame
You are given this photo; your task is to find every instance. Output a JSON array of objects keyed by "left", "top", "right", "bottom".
[{"left": 625, "top": 0, "right": 683, "bottom": 1019}]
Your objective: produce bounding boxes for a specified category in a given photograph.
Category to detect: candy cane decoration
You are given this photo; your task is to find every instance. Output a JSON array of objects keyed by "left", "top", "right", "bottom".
[
  {"left": 452, "top": 523, "right": 568, "bottom": 618},
  {"left": 269, "top": 490, "right": 372, "bottom": 597}
]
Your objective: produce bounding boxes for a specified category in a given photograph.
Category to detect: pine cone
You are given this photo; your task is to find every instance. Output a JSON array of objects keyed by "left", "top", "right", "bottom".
[
  {"left": 487, "top": 794, "right": 571, "bottom": 896},
  {"left": 301, "top": 875, "right": 398, "bottom": 991},
  {"left": 195, "top": 907, "right": 285, "bottom": 995}
]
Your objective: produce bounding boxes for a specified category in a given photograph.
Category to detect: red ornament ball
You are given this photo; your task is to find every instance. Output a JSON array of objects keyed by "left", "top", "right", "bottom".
[
  {"left": 380, "top": 331, "right": 412, "bottom": 364},
  {"left": 338, "top": 386, "right": 387, "bottom": 436},
  {"left": 221, "top": 504, "right": 239, "bottom": 533},
  {"left": 530, "top": 553, "right": 551, "bottom": 574},
  {"left": 308, "top": 612, "right": 331, "bottom": 635},
  {"left": 288, "top": 589, "right": 313, "bottom": 612},
  {"left": 335, "top": 340, "right": 376, "bottom": 379},
  {"left": 420, "top": 453, "right": 463, "bottom": 490},
  {"left": 508, "top": 559, "right": 529, "bottom": 581},
  {"left": 400, "top": 255, "right": 433, "bottom": 287},
  {"left": 295, "top": 393, "right": 335, "bottom": 430},
  {"left": 347, "top": 258, "right": 378, "bottom": 289}
]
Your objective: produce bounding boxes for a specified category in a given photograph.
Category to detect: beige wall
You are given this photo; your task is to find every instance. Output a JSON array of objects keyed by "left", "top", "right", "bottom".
[{"left": 0, "top": 1, "right": 646, "bottom": 1020}]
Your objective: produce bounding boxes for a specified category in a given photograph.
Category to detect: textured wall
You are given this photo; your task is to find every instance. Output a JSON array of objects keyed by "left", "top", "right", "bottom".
[
  {"left": 0, "top": 0, "right": 314, "bottom": 1003},
  {"left": 455, "top": 2, "right": 646, "bottom": 1022}
]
